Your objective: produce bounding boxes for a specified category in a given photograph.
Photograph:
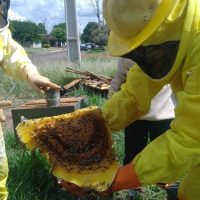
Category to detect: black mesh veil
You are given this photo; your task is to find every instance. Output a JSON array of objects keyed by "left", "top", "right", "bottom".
[{"left": 0, "top": 0, "right": 10, "bottom": 25}]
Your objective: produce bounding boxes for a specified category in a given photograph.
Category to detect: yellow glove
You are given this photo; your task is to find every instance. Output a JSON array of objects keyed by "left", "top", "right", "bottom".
[
  {"left": 27, "top": 73, "right": 61, "bottom": 93},
  {"left": 0, "top": 101, "right": 12, "bottom": 122}
]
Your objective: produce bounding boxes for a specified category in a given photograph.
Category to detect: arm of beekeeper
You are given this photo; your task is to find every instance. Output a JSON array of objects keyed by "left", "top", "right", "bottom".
[
  {"left": 131, "top": 36, "right": 200, "bottom": 186},
  {"left": 103, "top": 64, "right": 164, "bottom": 131},
  {"left": 108, "top": 36, "right": 200, "bottom": 192},
  {"left": 1, "top": 29, "right": 60, "bottom": 92},
  {"left": 108, "top": 58, "right": 135, "bottom": 98},
  {"left": 0, "top": 100, "right": 12, "bottom": 122}
]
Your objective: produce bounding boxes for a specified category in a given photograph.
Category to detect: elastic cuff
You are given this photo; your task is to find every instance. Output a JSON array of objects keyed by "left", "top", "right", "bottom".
[{"left": 111, "top": 163, "right": 140, "bottom": 191}]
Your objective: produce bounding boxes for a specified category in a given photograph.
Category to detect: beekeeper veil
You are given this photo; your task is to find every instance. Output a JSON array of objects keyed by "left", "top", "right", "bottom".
[{"left": 0, "top": 0, "right": 10, "bottom": 29}]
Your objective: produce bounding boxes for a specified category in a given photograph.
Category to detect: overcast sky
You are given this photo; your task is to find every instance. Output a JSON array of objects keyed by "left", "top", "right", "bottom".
[{"left": 9, "top": 0, "right": 103, "bottom": 33}]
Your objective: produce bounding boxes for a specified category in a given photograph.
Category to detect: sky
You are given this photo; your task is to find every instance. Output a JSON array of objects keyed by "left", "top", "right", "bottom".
[{"left": 9, "top": 0, "right": 103, "bottom": 33}]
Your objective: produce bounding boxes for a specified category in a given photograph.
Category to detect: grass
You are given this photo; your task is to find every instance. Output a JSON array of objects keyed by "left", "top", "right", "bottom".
[
  {"left": 6, "top": 133, "right": 75, "bottom": 200},
  {"left": 0, "top": 49, "right": 117, "bottom": 99},
  {"left": 1, "top": 49, "right": 167, "bottom": 199}
]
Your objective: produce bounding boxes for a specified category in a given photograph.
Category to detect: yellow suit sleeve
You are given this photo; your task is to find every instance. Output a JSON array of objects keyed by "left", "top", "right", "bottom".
[
  {"left": 133, "top": 33, "right": 200, "bottom": 185},
  {"left": 1, "top": 29, "right": 38, "bottom": 80},
  {"left": 103, "top": 65, "right": 164, "bottom": 131},
  {"left": 133, "top": 86, "right": 200, "bottom": 185}
]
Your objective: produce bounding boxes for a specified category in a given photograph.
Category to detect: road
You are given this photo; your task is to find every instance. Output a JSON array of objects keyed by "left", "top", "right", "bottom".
[{"left": 28, "top": 49, "right": 68, "bottom": 66}]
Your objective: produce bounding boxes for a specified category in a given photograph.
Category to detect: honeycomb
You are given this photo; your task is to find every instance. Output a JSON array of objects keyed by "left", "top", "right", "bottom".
[{"left": 16, "top": 106, "right": 118, "bottom": 192}]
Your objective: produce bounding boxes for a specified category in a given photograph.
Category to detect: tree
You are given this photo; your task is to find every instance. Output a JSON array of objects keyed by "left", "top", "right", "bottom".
[
  {"left": 81, "top": 22, "right": 99, "bottom": 43},
  {"left": 40, "top": 34, "right": 50, "bottom": 46},
  {"left": 37, "top": 23, "right": 47, "bottom": 34},
  {"left": 11, "top": 20, "right": 40, "bottom": 46},
  {"left": 81, "top": 22, "right": 110, "bottom": 46},
  {"left": 51, "top": 23, "right": 66, "bottom": 47},
  {"left": 9, "top": 21, "right": 15, "bottom": 33},
  {"left": 37, "top": 23, "right": 48, "bottom": 46},
  {"left": 91, "top": 25, "right": 110, "bottom": 46},
  {"left": 53, "top": 23, "right": 66, "bottom": 30}
]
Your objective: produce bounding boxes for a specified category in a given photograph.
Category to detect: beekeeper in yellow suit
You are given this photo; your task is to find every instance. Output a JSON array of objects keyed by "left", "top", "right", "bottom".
[
  {"left": 0, "top": 0, "right": 60, "bottom": 199},
  {"left": 102, "top": 0, "right": 200, "bottom": 199}
]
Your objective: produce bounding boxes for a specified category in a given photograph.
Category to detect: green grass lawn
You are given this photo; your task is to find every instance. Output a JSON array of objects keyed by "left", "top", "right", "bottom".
[{"left": 6, "top": 133, "right": 76, "bottom": 200}]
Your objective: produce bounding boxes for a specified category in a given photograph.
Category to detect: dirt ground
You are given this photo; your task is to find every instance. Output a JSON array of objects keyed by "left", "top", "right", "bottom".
[
  {"left": 2, "top": 100, "right": 26, "bottom": 134},
  {"left": 28, "top": 48, "right": 68, "bottom": 66},
  {"left": 28, "top": 48, "right": 110, "bottom": 65}
]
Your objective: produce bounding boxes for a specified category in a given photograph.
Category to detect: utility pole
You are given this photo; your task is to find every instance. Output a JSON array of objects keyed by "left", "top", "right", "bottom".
[
  {"left": 64, "top": 0, "right": 81, "bottom": 64},
  {"left": 96, "top": 0, "right": 101, "bottom": 26}
]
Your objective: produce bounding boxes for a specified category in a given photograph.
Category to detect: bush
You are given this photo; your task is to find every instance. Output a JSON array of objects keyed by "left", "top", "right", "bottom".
[{"left": 42, "top": 44, "right": 50, "bottom": 49}]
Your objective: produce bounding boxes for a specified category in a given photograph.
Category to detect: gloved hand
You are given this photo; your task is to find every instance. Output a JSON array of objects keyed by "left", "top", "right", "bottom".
[
  {"left": 111, "top": 163, "right": 140, "bottom": 191},
  {"left": 58, "top": 179, "right": 84, "bottom": 196},
  {"left": 27, "top": 73, "right": 61, "bottom": 93},
  {"left": 0, "top": 100, "right": 12, "bottom": 122},
  {"left": 59, "top": 163, "right": 140, "bottom": 196}
]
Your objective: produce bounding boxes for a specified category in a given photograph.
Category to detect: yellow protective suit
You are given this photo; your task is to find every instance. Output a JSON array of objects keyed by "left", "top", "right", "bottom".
[
  {"left": 0, "top": 28, "right": 39, "bottom": 200},
  {"left": 0, "top": 125, "right": 8, "bottom": 200},
  {"left": 103, "top": 0, "right": 200, "bottom": 199}
]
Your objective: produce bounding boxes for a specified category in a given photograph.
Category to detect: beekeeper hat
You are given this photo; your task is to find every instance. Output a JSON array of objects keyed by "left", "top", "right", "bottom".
[{"left": 103, "top": 0, "right": 177, "bottom": 56}]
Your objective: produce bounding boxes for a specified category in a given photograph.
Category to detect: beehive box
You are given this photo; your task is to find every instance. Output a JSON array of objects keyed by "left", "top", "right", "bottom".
[{"left": 12, "top": 96, "right": 87, "bottom": 135}]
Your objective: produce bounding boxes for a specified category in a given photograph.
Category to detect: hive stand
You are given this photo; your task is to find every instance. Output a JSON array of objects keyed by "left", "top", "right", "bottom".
[{"left": 11, "top": 96, "right": 88, "bottom": 136}]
